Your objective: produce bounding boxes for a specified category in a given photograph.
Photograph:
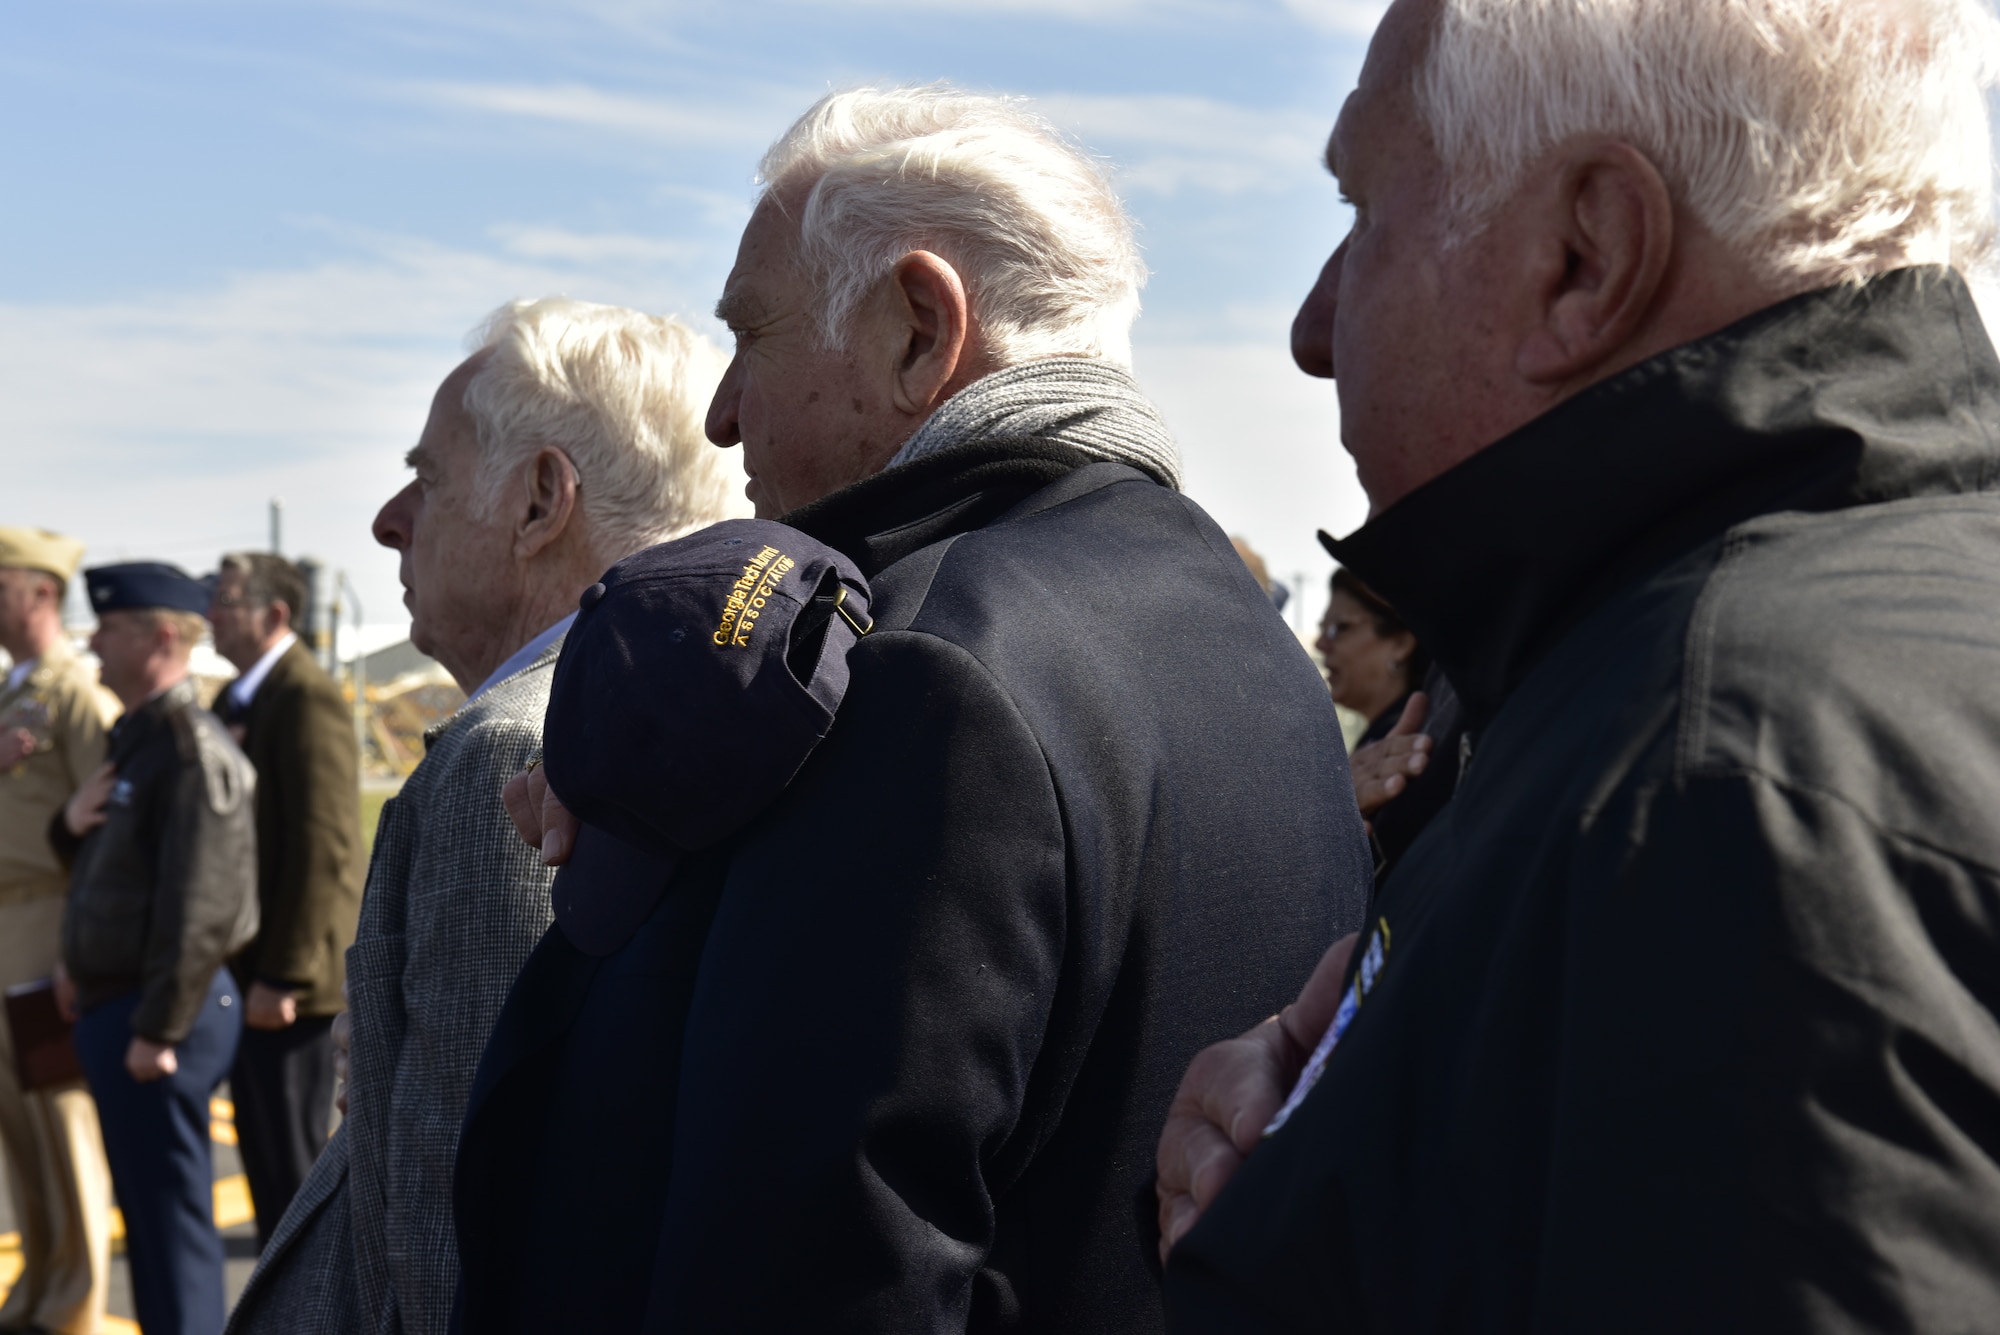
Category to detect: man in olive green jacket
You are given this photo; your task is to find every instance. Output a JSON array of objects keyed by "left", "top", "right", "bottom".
[
  {"left": 0, "top": 526, "right": 117, "bottom": 1335},
  {"left": 210, "top": 552, "right": 362, "bottom": 1247}
]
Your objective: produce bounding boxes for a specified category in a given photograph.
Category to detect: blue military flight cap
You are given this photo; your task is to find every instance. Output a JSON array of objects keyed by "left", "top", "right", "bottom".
[
  {"left": 84, "top": 562, "right": 213, "bottom": 617},
  {"left": 542, "top": 518, "right": 873, "bottom": 955}
]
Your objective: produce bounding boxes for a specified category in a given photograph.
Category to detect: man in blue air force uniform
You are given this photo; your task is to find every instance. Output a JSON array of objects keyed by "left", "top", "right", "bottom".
[{"left": 51, "top": 563, "right": 257, "bottom": 1335}]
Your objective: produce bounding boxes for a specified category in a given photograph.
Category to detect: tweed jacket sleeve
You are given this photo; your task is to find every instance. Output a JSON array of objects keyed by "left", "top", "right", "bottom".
[
  {"left": 244, "top": 646, "right": 363, "bottom": 1014},
  {"left": 343, "top": 651, "right": 558, "bottom": 1335}
]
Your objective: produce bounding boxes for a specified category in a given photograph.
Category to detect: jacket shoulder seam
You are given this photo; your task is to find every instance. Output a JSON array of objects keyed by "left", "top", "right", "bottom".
[
  {"left": 1679, "top": 762, "right": 2000, "bottom": 882},
  {"left": 1674, "top": 531, "right": 1750, "bottom": 776},
  {"left": 853, "top": 626, "right": 1062, "bottom": 801}
]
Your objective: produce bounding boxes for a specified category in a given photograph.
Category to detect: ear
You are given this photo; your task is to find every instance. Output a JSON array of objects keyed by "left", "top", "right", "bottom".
[
  {"left": 1514, "top": 141, "right": 1675, "bottom": 386},
  {"left": 267, "top": 600, "right": 293, "bottom": 634},
  {"left": 512, "top": 447, "right": 581, "bottom": 560},
  {"left": 883, "top": 250, "right": 974, "bottom": 417}
]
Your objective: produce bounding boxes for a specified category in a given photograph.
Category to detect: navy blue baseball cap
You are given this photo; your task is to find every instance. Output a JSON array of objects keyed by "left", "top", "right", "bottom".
[
  {"left": 84, "top": 562, "right": 214, "bottom": 617},
  {"left": 542, "top": 518, "right": 873, "bottom": 955}
]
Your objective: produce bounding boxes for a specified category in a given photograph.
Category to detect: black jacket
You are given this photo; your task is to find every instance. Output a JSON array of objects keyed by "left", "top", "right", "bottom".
[
  {"left": 229, "top": 641, "right": 364, "bottom": 1016},
  {"left": 1356, "top": 666, "right": 1464, "bottom": 881},
  {"left": 53, "top": 677, "right": 259, "bottom": 1042},
  {"left": 454, "top": 445, "right": 1372, "bottom": 1333},
  {"left": 1167, "top": 267, "right": 2000, "bottom": 1332}
]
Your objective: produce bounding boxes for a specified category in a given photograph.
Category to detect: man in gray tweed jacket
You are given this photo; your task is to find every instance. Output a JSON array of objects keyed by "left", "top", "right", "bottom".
[{"left": 225, "top": 297, "right": 744, "bottom": 1335}]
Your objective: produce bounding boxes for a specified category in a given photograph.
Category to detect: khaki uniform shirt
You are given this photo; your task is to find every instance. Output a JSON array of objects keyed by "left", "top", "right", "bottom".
[{"left": 0, "top": 638, "right": 118, "bottom": 904}]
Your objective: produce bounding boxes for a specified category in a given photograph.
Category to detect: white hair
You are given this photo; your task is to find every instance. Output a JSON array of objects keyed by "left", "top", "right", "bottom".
[
  {"left": 756, "top": 84, "right": 1147, "bottom": 365},
  {"left": 1414, "top": 0, "right": 2000, "bottom": 288},
  {"left": 463, "top": 298, "right": 748, "bottom": 565}
]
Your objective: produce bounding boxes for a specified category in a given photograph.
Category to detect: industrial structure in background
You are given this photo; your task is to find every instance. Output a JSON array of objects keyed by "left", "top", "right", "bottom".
[{"left": 14, "top": 500, "right": 464, "bottom": 785}]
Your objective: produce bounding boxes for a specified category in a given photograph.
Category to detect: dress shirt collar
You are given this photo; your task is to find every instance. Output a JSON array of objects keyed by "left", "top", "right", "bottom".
[
  {"left": 466, "top": 613, "right": 575, "bottom": 705},
  {"left": 228, "top": 632, "right": 298, "bottom": 711}
]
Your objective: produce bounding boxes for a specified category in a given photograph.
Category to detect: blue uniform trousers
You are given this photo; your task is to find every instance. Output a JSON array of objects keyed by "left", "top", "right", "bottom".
[{"left": 75, "top": 971, "right": 241, "bottom": 1335}]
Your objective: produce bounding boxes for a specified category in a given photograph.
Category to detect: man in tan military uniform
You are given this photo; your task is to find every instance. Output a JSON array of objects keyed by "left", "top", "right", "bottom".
[{"left": 0, "top": 527, "right": 116, "bottom": 1335}]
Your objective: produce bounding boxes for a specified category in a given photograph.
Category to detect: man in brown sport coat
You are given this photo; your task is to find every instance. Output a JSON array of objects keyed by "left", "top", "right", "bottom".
[{"left": 209, "top": 552, "right": 362, "bottom": 1247}]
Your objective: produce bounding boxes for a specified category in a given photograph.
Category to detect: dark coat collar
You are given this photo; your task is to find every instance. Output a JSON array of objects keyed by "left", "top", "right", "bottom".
[
  {"left": 1326, "top": 266, "right": 2000, "bottom": 727},
  {"left": 783, "top": 438, "right": 1160, "bottom": 577},
  {"left": 110, "top": 677, "right": 199, "bottom": 758}
]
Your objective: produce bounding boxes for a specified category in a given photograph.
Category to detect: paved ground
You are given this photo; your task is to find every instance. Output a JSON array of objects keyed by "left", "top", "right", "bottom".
[{"left": 0, "top": 1083, "right": 264, "bottom": 1332}]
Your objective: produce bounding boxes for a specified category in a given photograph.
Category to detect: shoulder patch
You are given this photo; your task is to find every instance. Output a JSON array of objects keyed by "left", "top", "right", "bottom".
[
  {"left": 174, "top": 708, "right": 254, "bottom": 814},
  {"left": 1264, "top": 916, "right": 1393, "bottom": 1137}
]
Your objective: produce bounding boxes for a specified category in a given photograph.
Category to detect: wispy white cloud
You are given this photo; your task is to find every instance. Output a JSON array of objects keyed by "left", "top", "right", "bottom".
[
  {"left": 396, "top": 78, "right": 1332, "bottom": 197},
  {"left": 490, "top": 223, "right": 702, "bottom": 264},
  {"left": 776, "top": 0, "right": 1226, "bottom": 15},
  {"left": 401, "top": 79, "right": 790, "bottom": 148},
  {"left": 1038, "top": 93, "right": 1330, "bottom": 194},
  {"left": 1, "top": 224, "right": 736, "bottom": 620},
  {"left": 777, "top": 0, "right": 1367, "bottom": 26},
  {"left": 1281, "top": 0, "right": 1387, "bottom": 37},
  {"left": 649, "top": 182, "right": 756, "bottom": 230}
]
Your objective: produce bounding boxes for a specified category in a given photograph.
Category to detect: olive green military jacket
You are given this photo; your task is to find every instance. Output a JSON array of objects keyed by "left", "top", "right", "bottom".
[
  {"left": 0, "top": 637, "right": 117, "bottom": 904},
  {"left": 230, "top": 641, "right": 363, "bottom": 1018},
  {"left": 55, "top": 679, "right": 260, "bottom": 1040}
]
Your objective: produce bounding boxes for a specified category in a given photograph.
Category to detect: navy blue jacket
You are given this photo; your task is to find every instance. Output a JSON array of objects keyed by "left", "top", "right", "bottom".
[{"left": 453, "top": 443, "right": 1371, "bottom": 1332}]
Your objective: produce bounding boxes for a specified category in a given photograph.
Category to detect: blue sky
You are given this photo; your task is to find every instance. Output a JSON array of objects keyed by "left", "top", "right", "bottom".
[{"left": 6, "top": 0, "right": 1382, "bottom": 637}]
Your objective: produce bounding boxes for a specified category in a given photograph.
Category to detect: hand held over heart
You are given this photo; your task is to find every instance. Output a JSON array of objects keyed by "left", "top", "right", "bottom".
[
  {"left": 1154, "top": 931, "right": 1359, "bottom": 1263},
  {"left": 501, "top": 764, "right": 580, "bottom": 866}
]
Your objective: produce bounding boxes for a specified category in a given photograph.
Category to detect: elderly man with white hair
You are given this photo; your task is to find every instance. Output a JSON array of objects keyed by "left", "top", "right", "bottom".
[
  {"left": 223, "top": 298, "right": 743, "bottom": 1335},
  {"left": 451, "top": 86, "right": 1368, "bottom": 1333},
  {"left": 1157, "top": 0, "right": 2000, "bottom": 1329}
]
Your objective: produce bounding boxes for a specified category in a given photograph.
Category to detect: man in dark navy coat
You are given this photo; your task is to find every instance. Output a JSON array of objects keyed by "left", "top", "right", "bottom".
[{"left": 452, "top": 85, "right": 1373, "bottom": 1334}]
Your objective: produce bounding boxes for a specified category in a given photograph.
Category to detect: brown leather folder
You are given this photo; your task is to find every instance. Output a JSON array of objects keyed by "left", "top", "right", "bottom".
[{"left": 4, "top": 978, "right": 84, "bottom": 1090}]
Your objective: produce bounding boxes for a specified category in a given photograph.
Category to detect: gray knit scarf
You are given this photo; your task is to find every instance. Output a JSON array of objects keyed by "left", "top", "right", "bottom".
[{"left": 887, "top": 357, "right": 1183, "bottom": 490}]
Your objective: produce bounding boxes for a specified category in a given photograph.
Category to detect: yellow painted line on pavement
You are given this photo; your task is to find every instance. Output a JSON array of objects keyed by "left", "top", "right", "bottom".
[
  {"left": 0, "top": 1098, "right": 253, "bottom": 1322},
  {"left": 212, "top": 1173, "right": 254, "bottom": 1231}
]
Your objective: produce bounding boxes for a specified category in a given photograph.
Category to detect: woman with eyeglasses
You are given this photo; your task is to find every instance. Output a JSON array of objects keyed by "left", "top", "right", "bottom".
[{"left": 1316, "top": 568, "right": 1462, "bottom": 879}]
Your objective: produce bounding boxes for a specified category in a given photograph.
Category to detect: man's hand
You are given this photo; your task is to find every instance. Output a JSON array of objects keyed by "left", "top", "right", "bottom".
[
  {"left": 1351, "top": 693, "right": 1431, "bottom": 820},
  {"left": 52, "top": 962, "right": 77, "bottom": 1023},
  {"left": 1156, "top": 931, "right": 1358, "bottom": 1263},
  {"left": 0, "top": 727, "right": 36, "bottom": 770},
  {"left": 500, "top": 763, "right": 580, "bottom": 866},
  {"left": 63, "top": 762, "right": 117, "bottom": 838},
  {"left": 125, "top": 1036, "right": 177, "bottom": 1083},
  {"left": 332, "top": 984, "right": 350, "bottom": 1115},
  {"left": 245, "top": 981, "right": 299, "bottom": 1030}
]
